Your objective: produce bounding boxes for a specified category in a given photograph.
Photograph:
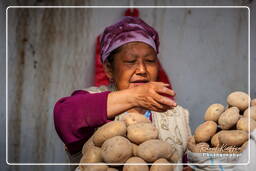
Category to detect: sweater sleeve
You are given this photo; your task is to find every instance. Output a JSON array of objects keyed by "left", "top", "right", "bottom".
[{"left": 53, "top": 90, "right": 112, "bottom": 154}]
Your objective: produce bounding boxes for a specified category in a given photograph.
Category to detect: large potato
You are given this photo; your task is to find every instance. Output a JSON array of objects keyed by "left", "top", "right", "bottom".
[
  {"left": 107, "top": 168, "right": 118, "bottom": 171},
  {"left": 187, "top": 136, "right": 196, "bottom": 152},
  {"left": 122, "top": 113, "right": 151, "bottom": 126},
  {"left": 187, "top": 136, "right": 209, "bottom": 153},
  {"left": 101, "top": 136, "right": 132, "bottom": 163},
  {"left": 211, "top": 131, "right": 223, "bottom": 147},
  {"left": 169, "top": 149, "right": 179, "bottom": 163},
  {"left": 219, "top": 130, "right": 248, "bottom": 146},
  {"left": 127, "top": 123, "right": 158, "bottom": 144},
  {"left": 79, "top": 164, "right": 108, "bottom": 171},
  {"left": 218, "top": 107, "right": 240, "bottom": 130},
  {"left": 80, "top": 146, "right": 102, "bottom": 163},
  {"left": 137, "top": 139, "right": 177, "bottom": 163},
  {"left": 82, "top": 136, "right": 95, "bottom": 155},
  {"left": 227, "top": 91, "right": 250, "bottom": 111},
  {"left": 194, "top": 121, "right": 217, "bottom": 143},
  {"left": 204, "top": 104, "right": 225, "bottom": 122},
  {"left": 93, "top": 121, "right": 126, "bottom": 147},
  {"left": 123, "top": 157, "right": 149, "bottom": 171},
  {"left": 236, "top": 116, "right": 256, "bottom": 132},
  {"left": 243, "top": 106, "right": 256, "bottom": 121},
  {"left": 251, "top": 99, "right": 256, "bottom": 106},
  {"left": 150, "top": 158, "right": 175, "bottom": 171},
  {"left": 195, "top": 143, "right": 210, "bottom": 153}
]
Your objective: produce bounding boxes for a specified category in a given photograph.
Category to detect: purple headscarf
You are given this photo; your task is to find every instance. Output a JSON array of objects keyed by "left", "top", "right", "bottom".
[{"left": 100, "top": 16, "right": 160, "bottom": 63}]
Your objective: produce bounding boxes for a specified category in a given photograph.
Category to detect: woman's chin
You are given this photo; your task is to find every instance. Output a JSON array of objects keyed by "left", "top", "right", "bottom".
[{"left": 129, "top": 83, "right": 147, "bottom": 88}]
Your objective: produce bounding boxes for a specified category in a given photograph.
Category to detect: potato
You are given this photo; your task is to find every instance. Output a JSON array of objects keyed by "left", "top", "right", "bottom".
[
  {"left": 187, "top": 136, "right": 209, "bottom": 153},
  {"left": 82, "top": 136, "right": 95, "bottom": 155},
  {"left": 224, "top": 146, "right": 242, "bottom": 154},
  {"left": 251, "top": 99, "right": 256, "bottom": 106},
  {"left": 240, "top": 141, "right": 248, "bottom": 152},
  {"left": 211, "top": 131, "right": 223, "bottom": 147},
  {"left": 196, "top": 142, "right": 210, "bottom": 152},
  {"left": 93, "top": 121, "right": 126, "bottom": 147},
  {"left": 204, "top": 104, "right": 225, "bottom": 122},
  {"left": 137, "top": 139, "right": 177, "bottom": 163},
  {"left": 218, "top": 107, "right": 240, "bottom": 130},
  {"left": 127, "top": 123, "right": 158, "bottom": 144},
  {"left": 167, "top": 148, "right": 179, "bottom": 163},
  {"left": 101, "top": 136, "right": 132, "bottom": 163},
  {"left": 194, "top": 121, "right": 217, "bottom": 143},
  {"left": 107, "top": 168, "right": 119, "bottom": 171},
  {"left": 193, "top": 143, "right": 210, "bottom": 153},
  {"left": 227, "top": 91, "right": 250, "bottom": 111},
  {"left": 80, "top": 146, "right": 102, "bottom": 163},
  {"left": 150, "top": 158, "right": 175, "bottom": 171},
  {"left": 218, "top": 130, "right": 248, "bottom": 146},
  {"left": 80, "top": 164, "right": 108, "bottom": 171},
  {"left": 187, "top": 136, "right": 197, "bottom": 152},
  {"left": 243, "top": 106, "right": 256, "bottom": 120},
  {"left": 132, "top": 143, "right": 138, "bottom": 156},
  {"left": 123, "top": 157, "right": 149, "bottom": 171},
  {"left": 122, "top": 113, "right": 151, "bottom": 126},
  {"left": 236, "top": 116, "right": 256, "bottom": 132}
]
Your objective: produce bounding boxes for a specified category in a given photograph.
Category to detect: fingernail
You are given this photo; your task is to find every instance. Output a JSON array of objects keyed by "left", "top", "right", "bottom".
[{"left": 173, "top": 102, "right": 177, "bottom": 106}]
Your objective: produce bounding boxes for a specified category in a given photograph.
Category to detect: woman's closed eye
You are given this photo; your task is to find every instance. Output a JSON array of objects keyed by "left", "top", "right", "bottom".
[
  {"left": 124, "top": 60, "right": 136, "bottom": 64},
  {"left": 145, "top": 59, "right": 156, "bottom": 63}
]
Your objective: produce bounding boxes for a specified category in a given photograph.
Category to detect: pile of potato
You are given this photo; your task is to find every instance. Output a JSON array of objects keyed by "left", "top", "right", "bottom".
[
  {"left": 79, "top": 113, "right": 178, "bottom": 171},
  {"left": 188, "top": 91, "right": 256, "bottom": 154}
]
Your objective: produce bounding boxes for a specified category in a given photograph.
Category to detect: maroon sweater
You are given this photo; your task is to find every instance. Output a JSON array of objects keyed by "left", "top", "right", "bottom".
[{"left": 53, "top": 90, "right": 111, "bottom": 154}]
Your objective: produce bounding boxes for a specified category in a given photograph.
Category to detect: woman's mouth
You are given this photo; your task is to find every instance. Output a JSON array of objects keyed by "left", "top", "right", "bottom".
[{"left": 130, "top": 80, "right": 149, "bottom": 86}]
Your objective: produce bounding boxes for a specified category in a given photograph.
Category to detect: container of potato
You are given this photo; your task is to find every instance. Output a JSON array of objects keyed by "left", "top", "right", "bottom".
[
  {"left": 186, "top": 91, "right": 254, "bottom": 171},
  {"left": 78, "top": 113, "right": 177, "bottom": 171},
  {"left": 188, "top": 91, "right": 254, "bottom": 155}
]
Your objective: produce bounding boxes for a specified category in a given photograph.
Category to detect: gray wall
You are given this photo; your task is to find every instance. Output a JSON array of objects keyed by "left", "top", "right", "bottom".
[
  {"left": 0, "top": 0, "right": 255, "bottom": 171},
  {"left": 0, "top": 1, "right": 7, "bottom": 171}
]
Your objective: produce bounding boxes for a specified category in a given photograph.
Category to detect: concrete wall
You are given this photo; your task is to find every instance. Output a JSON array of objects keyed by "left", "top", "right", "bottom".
[
  {"left": 0, "top": 0, "right": 255, "bottom": 171},
  {"left": 0, "top": 1, "right": 7, "bottom": 171},
  {"left": 251, "top": 1, "right": 256, "bottom": 99}
]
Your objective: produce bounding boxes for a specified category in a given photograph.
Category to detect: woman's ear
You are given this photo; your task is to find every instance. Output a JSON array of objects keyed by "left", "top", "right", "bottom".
[{"left": 103, "top": 62, "right": 113, "bottom": 80}]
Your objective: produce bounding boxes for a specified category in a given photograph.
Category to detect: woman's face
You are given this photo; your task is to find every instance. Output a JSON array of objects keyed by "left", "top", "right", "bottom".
[{"left": 105, "top": 42, "right": 159, "bottom": 90}]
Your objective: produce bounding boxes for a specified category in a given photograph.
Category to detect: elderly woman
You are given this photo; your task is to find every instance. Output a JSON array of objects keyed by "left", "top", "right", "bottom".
[{"left": 54, "top": 16, "right": 191, "bottom": 170}]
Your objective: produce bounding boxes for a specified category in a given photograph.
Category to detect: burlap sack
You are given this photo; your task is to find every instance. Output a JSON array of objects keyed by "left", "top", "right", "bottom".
[{"left": 187, "top": 130, "right": 256, "bottom": 171}]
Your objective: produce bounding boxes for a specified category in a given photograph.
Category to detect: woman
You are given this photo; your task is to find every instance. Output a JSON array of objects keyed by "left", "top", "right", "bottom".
[{"left": 54, "top": 16, "right": 191, "bottom": 170}]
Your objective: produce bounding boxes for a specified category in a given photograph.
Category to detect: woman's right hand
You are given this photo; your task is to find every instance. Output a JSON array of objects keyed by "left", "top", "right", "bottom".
[
  {"left": 107, "top": 82, "right": 176, "bottom": 118},
  {"left": 130, "top": 82, "right": 177, "bottom": 112}
]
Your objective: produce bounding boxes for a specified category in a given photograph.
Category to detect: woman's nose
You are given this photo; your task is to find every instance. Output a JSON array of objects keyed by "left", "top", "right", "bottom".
[{"left": 136, "top": 62, "right": 147, "bottom": 75}]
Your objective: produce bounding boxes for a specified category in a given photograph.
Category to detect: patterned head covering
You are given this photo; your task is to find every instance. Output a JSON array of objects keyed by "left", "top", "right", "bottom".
[{"left": 100, "top": 16, "right": 160, "bottom": 63}]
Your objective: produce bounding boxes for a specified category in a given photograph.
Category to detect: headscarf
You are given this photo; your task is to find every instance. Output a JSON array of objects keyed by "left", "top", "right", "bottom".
[{"left": 100, "top": 16, "right": 160, "bottom": 63}]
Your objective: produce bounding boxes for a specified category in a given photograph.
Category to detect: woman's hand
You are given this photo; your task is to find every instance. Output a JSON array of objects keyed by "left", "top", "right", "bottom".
[
  {"left": 130, "top": 82, "right": 176, "bottom": 112},
  {"left": 107, "top": 82, "right": 176, "bottom": 118}
]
